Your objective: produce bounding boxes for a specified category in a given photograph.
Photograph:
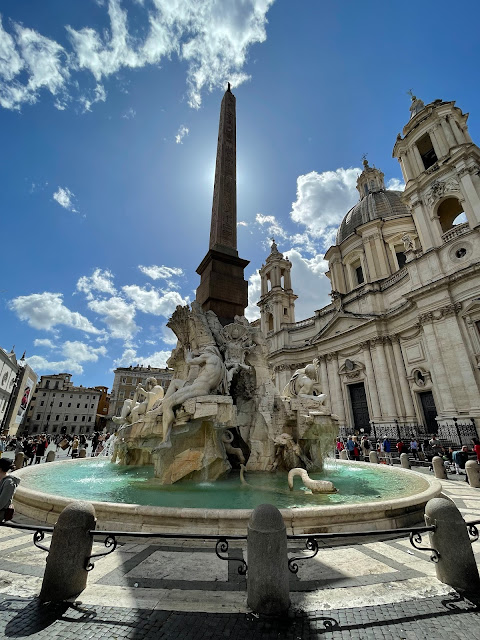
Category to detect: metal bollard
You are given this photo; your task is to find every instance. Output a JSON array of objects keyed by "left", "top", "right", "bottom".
[
  {"left": 369, "top": 451, "right": 379, "bottom": 464},
  {"left": 46, "top": 451, "right": 56, "bottom": 463},
  {"left": 247, "top": 504, "right": 290, "bottom": 615},
  {"left": 466, "top": 460, "right": 480, "bottom": 488},
  {"left": 78, "top": 448, "right": 87, "bottom": 458},
  {"left": 39, "top": 501, "right": 96, "bottom": 602},
  {"left": 432, "top": 456, "right": 447, "bottom": 479},
  {"left": 339, "top": 449, "right": 348, "bottom": 460},
  {"left": 400, "top": 453, "right": 410, "bottom": 469},
  {"left": 425, "top": 497, "right": 480, "bottom": 592}
]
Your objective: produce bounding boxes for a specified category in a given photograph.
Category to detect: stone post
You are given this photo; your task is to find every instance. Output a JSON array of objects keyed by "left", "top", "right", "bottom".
[
  {"left": 432, "top": 456, "right": 447, "bottom": 479},
  {"left": 14, "top": 452, "right": 24, "bottom": 469},
  {"left": 400, "top": 453, "right": 410, "bottom": 469},
  {"left": 79, "top": 448, "right": 87, "bottom": 458},
  {"left": 369, "top": 451, "right": 379, "bottom": 464},
  {"left": 46, "top": 451, "right": 56, "bottom": 463},
  {"left": 425, "top": 497, "right": 480, "bottom": 592},
  {"left": 466, "top": 460, "right": 480, "bottom": 488},
  {"left": 39, "top": 501, "right": 96, "bottom": 602},
  {"left": 247, "top": 504, "right": 290, "bottom": 615},
  {"left": 339, "top": 449, "right": 348, "bottom": 460}
]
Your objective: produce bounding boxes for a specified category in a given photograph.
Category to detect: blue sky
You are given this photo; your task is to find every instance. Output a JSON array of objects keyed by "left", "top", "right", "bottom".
[{"left": 2, "top": 0, "right": 480, "bottom": 390}]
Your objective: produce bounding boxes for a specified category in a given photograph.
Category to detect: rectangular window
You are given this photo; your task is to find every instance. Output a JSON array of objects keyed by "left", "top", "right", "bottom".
[
  {"left": 77, "top": 404, "right": 80, "bottom": 408},
  {"left": 40, "top": 401, "right": 44, "bottom": 406},
  {"left": 417, "top": 133, "right": 438, "bottom": 170},
  {"left": 46, "top": 415, "right": 50, "bottom": 421},
  {"left": 87, "top": 395, "right": 89, "bottom": 399},
  {"left": 68, "top": 403, "right": 71, "bottom": 407},
  {"left": 82, "top": 416, "right": 85, "bottom": 422},
  {"left": 356, "top": 265, "right": 364, "bottom": 285},
  {"left": 52, "top": 426, "right": 58, "bottom": 433},
  {"left": 70, "top": 395, "right": 73, "bottom": 398},
  {"left": 61, "top": 394, "right": 64, "bottom": 398},
  {"left": 91, "top": 404, "right": 94, "bottom": 409},
  {"left": 43, "top": 393, "right": 46, "bottom": 396},
  {"left": 59, "top": 402, "right": 63, "bottom": 407},
  {"left": 36, "top": 414, "right": 40, "bottom": 420},
  {"left": 65, "top": 416, "right": 69, "bottom": 421},
  {"left": 88, "top": 416, "right": 92, "bottom": 422},
  {"left": 130, "top": 391, "right": 135, "bottom": 398},
  {"left": 122, "top": 377, "right": 127, "bottom": 384},
  {"left": 85, "top": 404, "right": 87, "bottom": 408},
  {"left": 74, "top": 416, "right": 77, "bottom": 422},
  {"left": 396, "top": 251, "right": 407, "bottom": 269},
  {"left": 56, "top": 415, "right": 59, "bottom": 420},
  {"left": 52, "top": 393, "right": 56, "bottom": 397},
  {"left": 50, "top": 401, "right": 53, "bottom": 407}
]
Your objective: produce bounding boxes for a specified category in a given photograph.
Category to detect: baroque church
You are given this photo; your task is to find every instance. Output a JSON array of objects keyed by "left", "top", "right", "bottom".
[{"left": 256, "top": 95, "right": 480, "bottom": 443}]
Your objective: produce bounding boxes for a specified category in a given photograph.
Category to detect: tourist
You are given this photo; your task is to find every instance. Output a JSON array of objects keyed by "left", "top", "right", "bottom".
[
  {"left": 346, "top": 436, "right": 355, "bottom": 460},
  {"left": 95, "top": 433, "right": 106, "bottom": 456},
  {"left": 0, "top": 436, "right": 6, "bottom": 459},
  {"left": 429, "top": 435, "right": 442, "bottom": 456},
  {"left": 71, "top": 436, "right": 79, "bottom": 458},
  {"left": 25, "top": 439, "right": 35, "bottom": 466},
  {"left": 35, "top": 436, "right": 47, "bottom": 464},
  {"left": 0, "top": 458, "right": 20, "bottom": 522},
  {"left": 453, "top": 446, "right": 470, "bottom": 475},
  {"left": 352, "top": 439, "right": 360, "bottom": 462},
  {"left": 410, "top": 438, "right": 419, "bottom": 460},
  {"left": 91, "top": 431, "right": 99, "bottom": 457},
  {"left": 361, "top": 436, "right": 371, "bottom": 461},
  {"left": 336, "top": 439, "right": 344, "bottom": 456},
  {"left": 382, "top": 437, "right": 393, "bottom": 465},
  {"left": 396, "top": 440, "right": 404, "bottom": 456},
  {"left": 472, "top": 438, "right": 480, "bottom": 464}
]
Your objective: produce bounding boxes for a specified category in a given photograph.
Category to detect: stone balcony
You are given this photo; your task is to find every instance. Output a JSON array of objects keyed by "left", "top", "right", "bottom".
[{"left": 442, "top": 222, "right": 470, "bottom": 244}]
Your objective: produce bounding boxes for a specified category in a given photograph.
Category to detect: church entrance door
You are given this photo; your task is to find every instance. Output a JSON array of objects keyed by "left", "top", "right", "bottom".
[
  {"left": 419, "top": 391, "right": 438, "bottom": 434},
  {"left": 349, "top": 383, "right": 370, "bottom": 434}
]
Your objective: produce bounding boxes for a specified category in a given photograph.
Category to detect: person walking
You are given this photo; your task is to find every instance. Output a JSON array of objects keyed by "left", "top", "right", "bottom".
[
  {"left": 71, "top": 436, "right": 79, "bottom": 458},
  {"left": 453, "top": 446, "right": 470, "bottom": 475},
  {"left": 410, "top": 438, "right": 419, "bottom": 460},
  {"left": 382, "top": 437, "right": 393, "bottom": 465},
  {"left": 346, "top": 436, "right": 355, "bottom": 460},
  {"left": 35, "top": 436, "right": 47, "bottom": 464},
  {"left": 0, "top": 458, "right": 20, "bottom": 522},
  {"left": 361, "top": 436, "right": 371, "bottom": 461}
]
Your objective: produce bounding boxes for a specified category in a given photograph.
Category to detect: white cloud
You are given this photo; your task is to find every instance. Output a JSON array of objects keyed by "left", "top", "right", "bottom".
[
  {"left": 255, "top": 213, "right": 289, "bottom": 241},
  {"left": 161, "top": 327, "right": 178, "bottom": 346},
  {"left": 62, "top": 340, "right": 107, "bottom": 362},
  {"left": 26, "top": 354, "right": 84, "bottom": 375},
  {"left": 114, "top": 347, "right": 171, "bottom": 369},
  {"left": 88, "top": 296, "right": 138, "bottom": 340},
  {"left": 9, "top": 292, "right": 101, "bottom": 334},
  {"left": 138, "top": 264, "right": 184, "bottom": 281},
  {"left": 244, "top": 272, "right": 261, "bottom": 322},
  {"left": 237, "top": 221, "right": 248, "bottom": 227},
  {"left": 290, "top": 168, "right": 360, "bottom": 246},
  {"left": 53, "top": 186, "right": 78, "bottom": 213},
  {"left": 77, "top": 268, "right": 116, "bottom": 300},
  {"left": 80, "top": 83, "right": 106, "bottom": 112},
  {"left": 122, "top": 285, "right": 189, "bottom": 317},
  {"left": 122, "top": 106, "right": 136, "bottom": 119},
  {"left": 0, "top": 16, "right": 70, "bottom": 110},
  {"left": 387, "top": 177, "right": 405, "bottom": 191},
  {"left": 0, "top": 0, "right": 274, "bottom": 111},
  {"left": 175, "top": 124, "right": 189, "bottom": 144},
  {"left": 33, "top": 338, "right": 55, "bottom": 349}
]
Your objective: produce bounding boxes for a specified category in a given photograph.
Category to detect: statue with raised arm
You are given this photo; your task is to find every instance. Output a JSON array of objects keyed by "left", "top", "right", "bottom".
[
  {"left": 155, "top": 344, "right": 226, "bottom": 449},
  {"left": 113, "top": 377, "right": 164, "bottom": 427},
  {"left": 221, "top": 322, "right": 254, "bottom": 390}
]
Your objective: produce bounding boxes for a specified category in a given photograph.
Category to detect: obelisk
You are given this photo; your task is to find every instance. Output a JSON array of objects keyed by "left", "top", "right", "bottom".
[{"left": 196, "top": 84, "right": 249, "bottom": 325}]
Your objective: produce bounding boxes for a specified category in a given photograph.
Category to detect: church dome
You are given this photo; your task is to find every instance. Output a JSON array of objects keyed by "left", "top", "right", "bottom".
[{"left": 336, "top": 189, "right": 410, "bottom": 245}]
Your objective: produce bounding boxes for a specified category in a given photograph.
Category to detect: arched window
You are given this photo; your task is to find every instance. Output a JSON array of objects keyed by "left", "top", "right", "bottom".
[
  {"left": 267, "top": 313, "right": 274, "bottom": 332},
  {"left": 437, "top": 197, "right": 467, "bottom": 233}
]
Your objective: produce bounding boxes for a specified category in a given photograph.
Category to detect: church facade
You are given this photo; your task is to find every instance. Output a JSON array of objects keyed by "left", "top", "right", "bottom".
[{"left": 257, "top": 96, "right": 480, "bottom": 443}]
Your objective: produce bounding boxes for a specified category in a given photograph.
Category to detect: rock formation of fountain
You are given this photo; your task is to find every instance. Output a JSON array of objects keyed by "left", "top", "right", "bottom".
[{"left": 112, "top": 301, "right": 339, "bottom": 484}]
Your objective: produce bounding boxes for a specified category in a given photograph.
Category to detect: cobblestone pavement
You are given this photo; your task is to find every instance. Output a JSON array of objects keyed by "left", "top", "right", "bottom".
[{"left": 0, "top": 468, "right": 479, "bottom": 638}]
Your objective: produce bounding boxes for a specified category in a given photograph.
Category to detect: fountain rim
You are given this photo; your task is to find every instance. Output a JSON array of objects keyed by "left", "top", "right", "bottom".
[{"left": 11, "top": 457, "right": 442, "bottom": 530}]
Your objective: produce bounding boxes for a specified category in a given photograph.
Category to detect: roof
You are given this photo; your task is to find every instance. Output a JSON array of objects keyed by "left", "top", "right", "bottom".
[{"left": 336, "top": 190, "right": 410, "bottom": 245}]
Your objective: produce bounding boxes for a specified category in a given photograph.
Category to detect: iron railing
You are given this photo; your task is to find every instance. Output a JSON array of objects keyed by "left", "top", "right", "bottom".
[{"left": 286, "top": 525, "right": 438, "bottom": 573}]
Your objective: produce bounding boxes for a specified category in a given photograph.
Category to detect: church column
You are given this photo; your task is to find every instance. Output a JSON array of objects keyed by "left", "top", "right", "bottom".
[
  {"left": 400, "top": 153, "right": 413, "bottom": 182},
  {"left": 391, "top": 335, "right": 416, "bottom": 420},
  {"left": 370, "top": 337, "right": 396, "bottom": 418},
  {"left": 326, "top": 352, "right": 346, "bottom": 425},
  {"left": 385, "top": 338, "right": 405, "bottom": 418},
  {"left": 441, "top": 117, "right": 457, "bottom": 150},
  {"left": 420, "top": 314, "right": 455, "bottom": 413},
  {"left": 318, "top": 356, "right": 330, "bottom": 411},
  {"left": 372, "top": 233, "right": 390, "bottom": 278},
  {"left": 361, "top": 341, "right": 381, "bottom": 420},
  {"left": 284, "top": 269, "right": 292, "bottom": 290},
  {"left": 363, "top": 237, "right": 379, "bottom": 280},
  {"left": 459, "top": 171, "right": 480, "bottom": 227},
  {"left": 429, "top": 126, "right": 446, "bottom": 159},
  {"left": 412, "top": 145, "right": 426, "bottom": 174},
  {"left": 440, "top": 307, "right": 480, "bottom": 412}
]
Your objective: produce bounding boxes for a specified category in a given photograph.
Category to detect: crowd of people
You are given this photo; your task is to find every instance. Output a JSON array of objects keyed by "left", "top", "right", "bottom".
[
  {"left": 0, "top": 431, "right": 113, "bottom": 465},
  {"left": 335, "top": 433, "right": 480, "bottom": 475}
]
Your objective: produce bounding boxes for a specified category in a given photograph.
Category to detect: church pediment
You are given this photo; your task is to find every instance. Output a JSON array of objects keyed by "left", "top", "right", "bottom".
[{"left": 308, "top": 313, "right": 373, "bottom": 344}]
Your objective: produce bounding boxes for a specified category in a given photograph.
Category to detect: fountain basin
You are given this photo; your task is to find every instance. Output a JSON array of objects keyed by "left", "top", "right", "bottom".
[{"left": 12, "top": 458, "right": 442, "bottom": 534}]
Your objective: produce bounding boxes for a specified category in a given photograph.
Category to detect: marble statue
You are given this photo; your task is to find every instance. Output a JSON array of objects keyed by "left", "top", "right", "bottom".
[
  {"left": 154, "top": 344, "right": 227, "bottom": 449},
  {"left": 221, "top": 322, "right": 254, "bottom": 389},
  {"left": 271, "top": 433, "right": 312, "bottom": 471},
  {"left": 113, "top": 377, "right": 164, "bottom": 426},
  {"left": 402, "top": 233, "right": 415, "bottom": 252},
  {"left": 288, "top": 468, "right": 337, "bottom": 494},
  {"left": 221, "top": 430, "right": 245, "bottom": 465},
  {"left": 283, "top": 359, "right": 326, "bottom": 405}
]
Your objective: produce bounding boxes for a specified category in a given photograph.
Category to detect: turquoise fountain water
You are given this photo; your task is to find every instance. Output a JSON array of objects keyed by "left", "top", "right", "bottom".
[{"left": 19, "top": 458, "right": 429, "bottom": 510}]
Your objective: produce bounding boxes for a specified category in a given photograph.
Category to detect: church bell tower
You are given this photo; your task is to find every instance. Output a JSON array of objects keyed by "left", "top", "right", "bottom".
[{"left": 258, "top": 239, "right": 297, "bottom": 335}]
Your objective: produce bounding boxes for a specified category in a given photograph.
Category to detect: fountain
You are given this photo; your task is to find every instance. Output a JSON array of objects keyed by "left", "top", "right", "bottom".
[{"left": 11, "top": 86, "right": 442, "bottom": 532}]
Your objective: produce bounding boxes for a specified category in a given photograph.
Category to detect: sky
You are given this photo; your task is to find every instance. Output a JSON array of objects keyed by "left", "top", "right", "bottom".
[{"left": 2, "top": 0, "right": 480, "bottom": 390}]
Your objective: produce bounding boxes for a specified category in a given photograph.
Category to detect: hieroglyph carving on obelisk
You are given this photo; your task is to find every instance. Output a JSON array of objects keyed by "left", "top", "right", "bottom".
[{"left": 209, "top": 84, "right": 237, "bottom": 253}]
